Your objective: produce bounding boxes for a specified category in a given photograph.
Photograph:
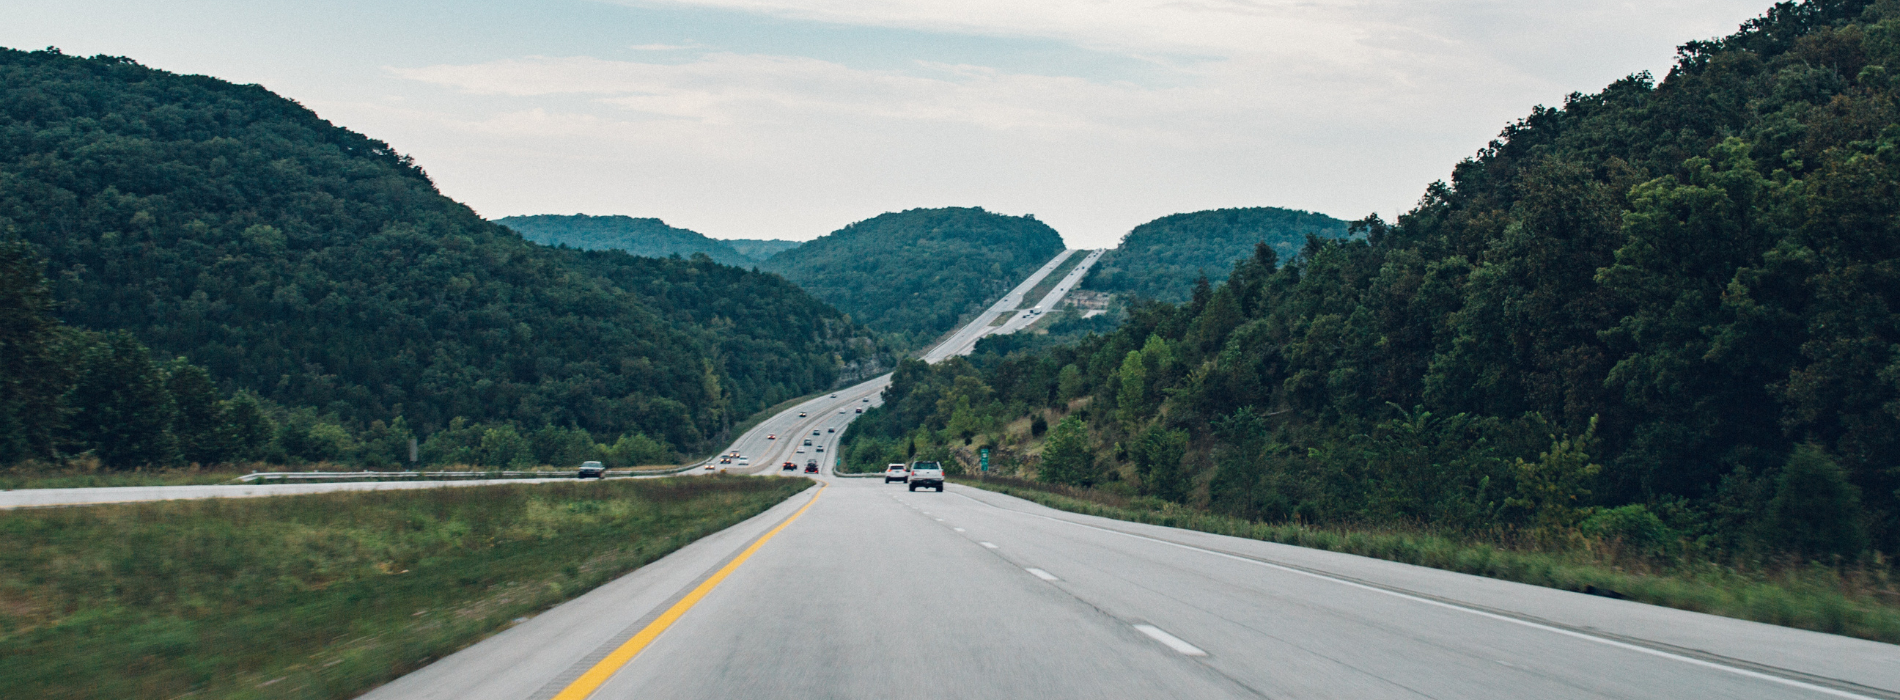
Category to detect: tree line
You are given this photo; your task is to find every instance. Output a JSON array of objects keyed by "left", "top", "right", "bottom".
[
  {"left": 1, "top": 240, "right": 683, "bottom": 469},
  {"left": 495, "top": 214, "right": 765, "bottom": 267},
  {"left": 1081, "top": 207, "right": 1349, "bottom": 303},
  {"left": 0, "top": 47, "right": 888, "bottom": 468},
  {"left": 843, "top": 0, "right": 1900, "bottom": 563}
]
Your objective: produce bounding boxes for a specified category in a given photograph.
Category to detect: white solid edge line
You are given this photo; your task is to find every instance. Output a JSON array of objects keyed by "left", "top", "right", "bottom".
[
  {"left": 1026, "top": 567, "right": 1060, "bottom": 581},
  {"left": 950, "top": 492, "right": 1883, "bottom": 700},
  {"left": 1134, "top": 624, "right": 1208, "bottom": 656},
  {"left": 980, "top": 542, "right": 998, "bottom": 549}
]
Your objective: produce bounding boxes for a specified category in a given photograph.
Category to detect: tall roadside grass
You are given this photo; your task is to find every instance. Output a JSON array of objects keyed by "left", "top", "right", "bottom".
[
  {"left": 956, "top": 476, "right": 1900, "bottom": 645},
  {"left": 0, "top": 476, "right": 812, "bottom": 699}
]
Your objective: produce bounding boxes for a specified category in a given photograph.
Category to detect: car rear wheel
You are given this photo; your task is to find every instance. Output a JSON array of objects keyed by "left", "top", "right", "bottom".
[{"left": 908, "top": 484, "right": 916, "bottom": 491}]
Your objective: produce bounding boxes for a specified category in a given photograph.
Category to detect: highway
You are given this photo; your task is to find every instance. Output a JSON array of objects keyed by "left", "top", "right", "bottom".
[
  {"left": 16, "top": 245, "right": 1895, "bottom": 699},
  {"left": 668, "top": 247, "right": 1101, "bottom": 480},
  {"left": 358, "top": 247, "right": 1895, "bottom": 700},
  {"left": 365, "top": 477, "right": 1899, "bottom": 700},
  {"left": 994, "top": 248, "right": 1104, "bottom": 335}
]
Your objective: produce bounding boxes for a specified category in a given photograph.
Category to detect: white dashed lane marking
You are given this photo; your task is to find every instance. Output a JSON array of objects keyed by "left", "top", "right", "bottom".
[{"left": 1135, "top": 625, "right": 1207, "bottom": 656}]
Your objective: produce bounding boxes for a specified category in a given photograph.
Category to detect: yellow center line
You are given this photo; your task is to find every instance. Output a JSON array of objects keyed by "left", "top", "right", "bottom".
[{"left": 551, "top": 480, "right": 828, "bottom": 700}]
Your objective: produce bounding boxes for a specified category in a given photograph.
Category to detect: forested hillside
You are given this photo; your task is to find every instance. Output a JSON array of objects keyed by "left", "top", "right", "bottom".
[
  {"left": 726, "top": 238, "right": 801, "bottom": 261},
  {"left": 1084, "top": 207, "right": 1349, "bottom": 301},
  {"left": 0, "top": 48, "right": 884, "bottom": 467},
  {"left": 495, "top": 214, "right": 759, "bottom": 267},
  {"left": 845, "top": 0, "right": 1900, "bottom": 563},
  {"left": 763, "top": 207, "right": 1066, "bottom": 346}
]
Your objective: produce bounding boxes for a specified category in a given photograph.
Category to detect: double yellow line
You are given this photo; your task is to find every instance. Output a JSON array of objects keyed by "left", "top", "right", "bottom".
[{"left": 552, "top": 481, "right": 827, "bottom": 700}]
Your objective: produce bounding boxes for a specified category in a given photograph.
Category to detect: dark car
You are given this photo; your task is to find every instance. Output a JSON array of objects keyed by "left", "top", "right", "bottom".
[
  {"left": 804, "top": 461, "right": 819, "bottom": 473},
  {"left": 577, "top": 460, "right": 605, "bottom": 479},
  {"left": 781, "top": 461, "right": 797, "bottom": 471}
]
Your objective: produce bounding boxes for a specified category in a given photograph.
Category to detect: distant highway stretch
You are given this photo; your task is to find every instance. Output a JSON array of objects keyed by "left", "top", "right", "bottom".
[{"left": 710, "top": 248, "right": 1102, "bottom": 477}]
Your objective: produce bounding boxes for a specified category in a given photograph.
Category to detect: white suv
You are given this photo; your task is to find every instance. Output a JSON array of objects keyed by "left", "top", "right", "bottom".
[
  {"left": 884, "top": 463, "right": 908, "bottom": 483},
  {"left": 907, "top": 461, "right": 945, "bottom": 492}
]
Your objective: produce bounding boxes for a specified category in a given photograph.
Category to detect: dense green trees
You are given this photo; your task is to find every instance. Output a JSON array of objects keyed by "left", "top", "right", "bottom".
[
  {"left": 1083, "top": 207, "right": 1349, "bottom": 302},
  {"left": 763, "top": 207, "right": 1066, "bottom": 346},
  {"left": 0, "top": 47, "right": 886, "bottom": 466},
  {"left": 0, "top": 244, "right": 274, "bottom": 466},
  {"left": 842, "top": 0, "right": 1900, "bottom": 562},
  {"left": 495, "top": 214, "right": 781, "bottom": 266},
  {"left": 725, "top": 238, "right": 800, "bottom": 261}
]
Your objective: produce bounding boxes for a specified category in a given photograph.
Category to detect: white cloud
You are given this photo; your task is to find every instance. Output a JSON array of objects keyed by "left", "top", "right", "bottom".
[
  {"left": 392, "top": 54, "right": 1180, "bottom": 134},
  {"left": 356, "top": 0, "right": 1768, "bottom": 245}
]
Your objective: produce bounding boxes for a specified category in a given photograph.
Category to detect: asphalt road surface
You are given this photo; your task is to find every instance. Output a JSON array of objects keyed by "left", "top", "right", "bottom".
[
  {"left": 995, "top": 248, "right": 1104, "bottom": 335},
  {"left": 364, "top": 477, "right": 1899, "bottom": 700}
]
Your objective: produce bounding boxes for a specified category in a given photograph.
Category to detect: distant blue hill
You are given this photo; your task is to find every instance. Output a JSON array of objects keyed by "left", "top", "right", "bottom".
[
  {"left": 496, "top": 214, "right": 796, "bottom": 266},
  {"left": 1084, "top": 207, "right": 1350, "bottom": 302}
]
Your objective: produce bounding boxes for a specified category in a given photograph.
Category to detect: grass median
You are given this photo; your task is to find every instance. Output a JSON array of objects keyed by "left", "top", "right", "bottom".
[
  {"left": 0, "top": 475, "right": 813, "bottom": 699},
  {"left": 954, "top": 475, "right": 1900, "bottom": 645}
]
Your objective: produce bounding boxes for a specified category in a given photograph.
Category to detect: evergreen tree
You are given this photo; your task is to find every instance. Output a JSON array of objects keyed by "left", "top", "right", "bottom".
[
  {"left": 165, "top": 359, "right": 236, "bottom": 465},
  {"left": 222, "top": 392, "right": 274, "bottom": 462},
  {"left": 63, "top": 333, "right": 175, "bottom": 468},
  {"left": 1040, "top": 416, "right": 1094, "bottom": 486},
  {"left": 0, "top": 239, "right": 61, "bottom": 462},
  {"left": 1768, "top": 445, "right": 1868, "bottom": 559},
  {"left": 1132, "top": 425, "right": 1190, "bottom": 502}
]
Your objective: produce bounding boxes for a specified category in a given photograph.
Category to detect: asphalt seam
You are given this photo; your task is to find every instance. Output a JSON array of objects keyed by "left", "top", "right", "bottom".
[{"left": 948, "top": 487, "right": 1898, "bottom": 700}]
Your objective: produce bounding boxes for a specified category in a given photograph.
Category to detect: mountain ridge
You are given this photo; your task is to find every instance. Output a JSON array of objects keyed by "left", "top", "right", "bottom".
[
  {"left": 0, "top": 47, "right": 881, "bottom": 464},
  {"left": 761, "top": 206, "right": 1067, "bottom": 345}
]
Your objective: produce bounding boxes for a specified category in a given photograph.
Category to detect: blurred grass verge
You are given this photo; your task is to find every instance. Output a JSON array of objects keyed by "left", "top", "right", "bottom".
[{"left": 0, "top": 476, "right": 811, "bottom": 698}]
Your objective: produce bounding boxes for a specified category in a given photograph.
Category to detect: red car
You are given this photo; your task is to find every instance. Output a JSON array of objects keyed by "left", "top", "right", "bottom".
[{"left": 804, "top": 461, "right": 819, "bottom": 473}]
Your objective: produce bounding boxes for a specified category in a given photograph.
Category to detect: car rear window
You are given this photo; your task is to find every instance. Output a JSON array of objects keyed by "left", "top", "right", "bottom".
[{"left": 912, "top": 462, "right": 940, "bottom": 470}]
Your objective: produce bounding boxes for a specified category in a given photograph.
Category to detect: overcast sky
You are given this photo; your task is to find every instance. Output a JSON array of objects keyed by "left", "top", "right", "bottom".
[{"left": 9, "top": 0, "right": 1767, "bottom": 248}]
